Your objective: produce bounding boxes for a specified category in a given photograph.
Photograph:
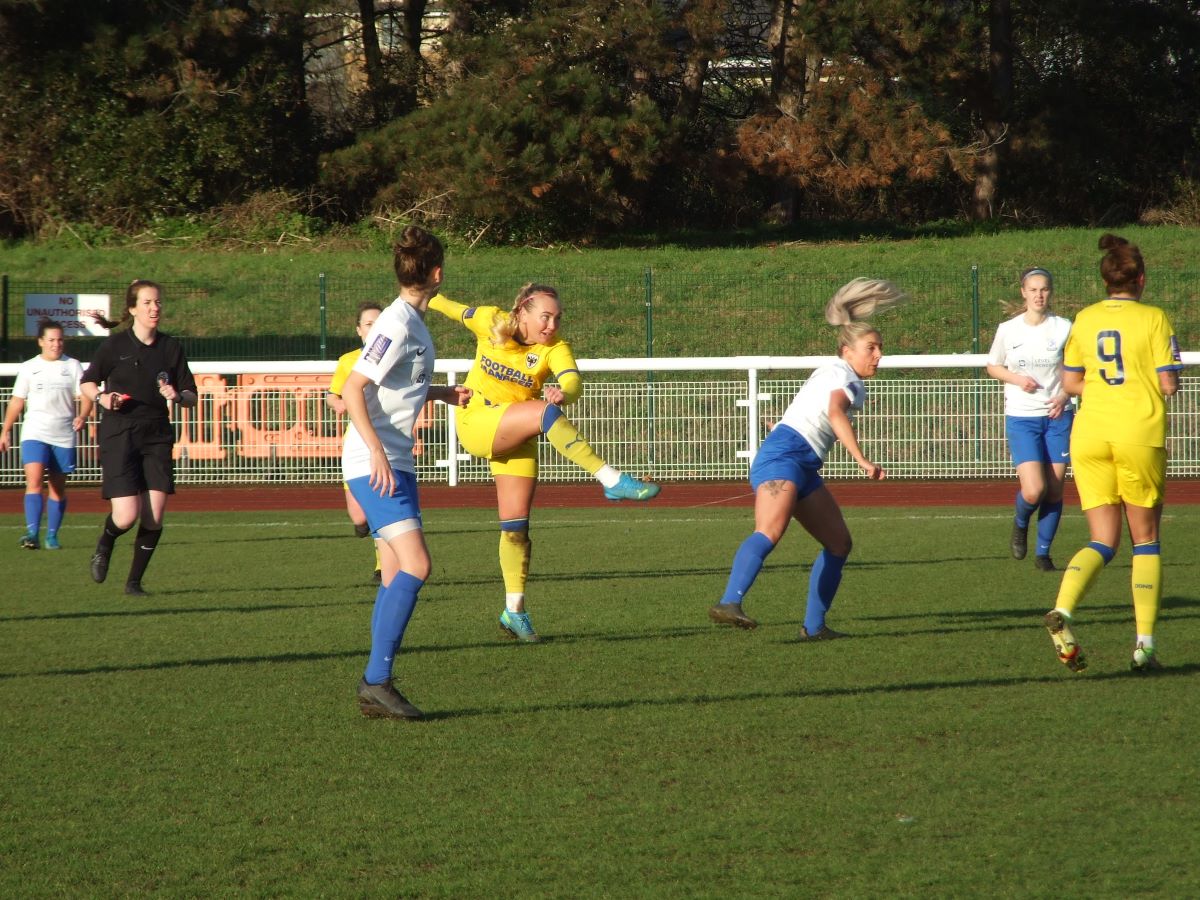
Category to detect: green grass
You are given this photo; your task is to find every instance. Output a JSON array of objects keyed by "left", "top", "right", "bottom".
[
  {"left": 3, "top": 503, "right": 1200, "bottom": 896},
  {"left": 6, "top": 224, "right": 1200, "bottom": 281},
  {"left": 4, "top": 225, "right": 1200, "bottom": 360}
]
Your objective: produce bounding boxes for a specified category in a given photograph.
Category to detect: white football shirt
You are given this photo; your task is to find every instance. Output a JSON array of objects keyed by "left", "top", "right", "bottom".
[
  {"left": 341, "top": 298, "right": 434, "bottom": 479},
  {"left": 11, "top": 354, "right": 84, "bottom": 447},
  {"left": 987, "top": 314, "right": 1072, "bottom": 416},
  {"left": 777, "top": 358, "right": 865, "bottom": 461}
]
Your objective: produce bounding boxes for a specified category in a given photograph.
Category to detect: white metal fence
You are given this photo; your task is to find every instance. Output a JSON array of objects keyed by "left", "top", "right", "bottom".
[{"left": 2, "top": 355, "right": 1197, "bottom": 487}]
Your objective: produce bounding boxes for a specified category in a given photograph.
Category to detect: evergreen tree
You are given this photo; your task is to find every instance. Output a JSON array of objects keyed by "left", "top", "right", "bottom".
[
  {"left": 0, "top": 0, "right": 317, "bottom": 236},
  {"left": 320, "top": 1, "right": 689, "bottom": 239}
]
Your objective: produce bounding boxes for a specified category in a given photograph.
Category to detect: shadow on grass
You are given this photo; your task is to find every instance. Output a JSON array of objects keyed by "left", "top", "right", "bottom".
[
  {"left": 8, "top": 595, "right": 1196, "bottom": 680},
  {"left": 173, "top": 525, "right": 500, "bottom": 546},
  {"left": 0, "top": 592, "right": 374, "bottom": 623},
  {"left": 0, "top": 624, "right": 710, "bottom": 681},
  {"left": 418, "top": 661, "right": 1200, "bottom": 721},
  {"left": 858, "top": 595, "right": 1200, "bottom": 625},
  {"left": 435, "top": 561, "right": 809, "bottom": 590}
]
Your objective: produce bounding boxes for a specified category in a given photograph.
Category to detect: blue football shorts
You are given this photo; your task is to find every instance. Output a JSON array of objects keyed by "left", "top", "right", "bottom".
[
  {"left": 346, "top": 470, "right": 422, "bottom": 534},
  {"left": 20, "top": 439, "right": 77, "bottom": 475},
  {"left": 1006, "top": 409, "right": 1073, "bottom": 467},
  {"left": 748, "top": 424, "right": 825, "bottom": 498}
]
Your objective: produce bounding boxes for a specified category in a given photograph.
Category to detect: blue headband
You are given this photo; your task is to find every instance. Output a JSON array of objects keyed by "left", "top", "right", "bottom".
[{"left": 1021, "top": 267, "right": 1052, "bottom": 285}]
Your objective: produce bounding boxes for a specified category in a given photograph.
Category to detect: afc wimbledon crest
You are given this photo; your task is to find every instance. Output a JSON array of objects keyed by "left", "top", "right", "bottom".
[{"left": 525, "top": 352, "right": 539, "bottom": 369}]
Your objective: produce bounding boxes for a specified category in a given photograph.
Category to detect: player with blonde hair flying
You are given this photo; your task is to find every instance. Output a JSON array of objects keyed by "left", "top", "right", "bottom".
[
  {"left": 428, "top": 283, "right": 659, "bottom": 642},
  {"left": 1043, "top": 234, "right": 1182, "bottom": 673},
  {"left": 709, "top": 278, "right": 906, "bottom": 637}
]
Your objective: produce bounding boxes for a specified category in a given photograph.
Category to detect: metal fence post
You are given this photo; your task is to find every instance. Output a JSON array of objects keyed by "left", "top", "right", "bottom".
[
  {"left": 972, "top": 264, "right": 982, "bottom": 460},
  {"left": 644, "top": 268, "right": 653, "bottom": 358},
  {"left": 644, "top": 268, "right": 655, "bottom": 466},
  {"left": 318, "top": 272, "right": 328, "bottom": 361},
  {"left": 970, "top": 264, "right": 980, "bottom": 353},
  {"left": 1, "top": 275, "right": 9, "bottom": 362}
]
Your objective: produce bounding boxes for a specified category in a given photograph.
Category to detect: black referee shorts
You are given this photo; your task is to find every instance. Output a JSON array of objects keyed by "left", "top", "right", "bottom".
[{"left": 99, "top": 419, "right": 176, "bottom": 499}]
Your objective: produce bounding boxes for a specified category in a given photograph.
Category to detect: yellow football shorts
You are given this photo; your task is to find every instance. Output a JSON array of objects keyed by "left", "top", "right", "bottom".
[
  {"left": 457, "top": 402, "right": 539, "bottom": 479},
  {"left": 1070, "top": 431, "right": 1166, "bottom": 510}
]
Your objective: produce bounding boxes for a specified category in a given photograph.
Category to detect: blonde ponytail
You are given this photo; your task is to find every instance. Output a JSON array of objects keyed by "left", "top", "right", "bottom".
[{"left": 824, "top": 278, "right": 907, "bottom": 352}]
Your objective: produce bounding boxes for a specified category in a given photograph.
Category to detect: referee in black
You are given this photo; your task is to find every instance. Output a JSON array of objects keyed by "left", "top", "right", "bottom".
[{"left": 81, "top": 280, "right": 197, "bottom": 596}]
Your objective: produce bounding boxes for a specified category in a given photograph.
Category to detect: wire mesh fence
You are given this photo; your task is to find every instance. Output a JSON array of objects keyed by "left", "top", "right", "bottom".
[
  {"left": 2, "top": 362, "right": 1197, "bottom": 487},
  {"left": 4, "top": 267, "right": 1198, "bottom": 363}
]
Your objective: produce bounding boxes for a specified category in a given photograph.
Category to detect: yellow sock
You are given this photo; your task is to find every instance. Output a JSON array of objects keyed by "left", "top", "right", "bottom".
[
  {"left": 1055, "top": 543, "right": 1112, "bottom": 616},
  {"left": 1131, "top": 544, "right": 1162, "bottom": 637},
  {"left": 544, "top": 410, "right": 606, "bottom": 476},
  {"left": 499, "top": 527, "right": 531, "bottom": 594},
  {"left": 373, "top": 543, "right": 381, "bottom": 570}
]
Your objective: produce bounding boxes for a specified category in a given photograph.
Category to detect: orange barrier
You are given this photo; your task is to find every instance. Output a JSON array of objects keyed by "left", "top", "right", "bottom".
[
  {"left": 235, "top": 374, "right": 341, "bottom": 459},
  {"left": 77, "top": 374, "right": 439, "bottom": 462},
  {"left": 174, "top": 374, "right": 231, "bottom": 461}
]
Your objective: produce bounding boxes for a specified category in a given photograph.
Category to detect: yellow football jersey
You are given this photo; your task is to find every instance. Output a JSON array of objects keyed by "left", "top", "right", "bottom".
[
  {"left": 328, "top": 347, "right": 359, "bottom": 396},
  {"left": 429, "top": 295, "right": 582, "bottom": 405},
  {"left": 1064, "top": 298, "right": 1182, "bottom": 447}
]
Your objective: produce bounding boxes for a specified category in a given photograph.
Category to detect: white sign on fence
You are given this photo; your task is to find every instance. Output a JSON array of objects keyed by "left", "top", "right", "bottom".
[{"left": 24, "top": 293, "right": 111, "bottom": 336}]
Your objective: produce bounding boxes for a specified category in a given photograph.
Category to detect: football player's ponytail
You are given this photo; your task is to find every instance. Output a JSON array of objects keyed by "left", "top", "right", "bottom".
[
  {"left": 824, "top": 278, "right": 907, "bottom": 353},
  {"left": 92, "top": 279, "right": 163, "bottom": 330}
]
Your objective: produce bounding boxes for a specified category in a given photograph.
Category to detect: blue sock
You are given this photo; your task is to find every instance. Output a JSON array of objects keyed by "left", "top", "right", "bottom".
[
  {"left": 1035, "top": 500, "right": 1063, "bottom": 557},
  {"left": 23, "top": 493, "right": 43, "bottom": 535},
  {"left": 719, "top": 532, "right": 775, "bottom": 604},
  {"left": 1014, "top": 492, "right": 1037, "bottom": 528},
  {"left": 364, "top": 571, "right": 423, "bottom": 684},
  {"left": 47, "top": 498, "right": 66, "bottom": 535},
  {"left": 804, "top": 550, "right": 847, "bottom": 633},
  {"left": 368, "top": 583, "right": 387, "bottom": 635}
]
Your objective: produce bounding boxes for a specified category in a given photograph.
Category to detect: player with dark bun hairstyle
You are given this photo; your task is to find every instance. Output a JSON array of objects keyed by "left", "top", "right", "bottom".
[
  {"left": 341, "top": 226, "right": 471, "bottom": 720},
  {"left": 1043, "top": 234, "right": 1183, "bottom": 673}
]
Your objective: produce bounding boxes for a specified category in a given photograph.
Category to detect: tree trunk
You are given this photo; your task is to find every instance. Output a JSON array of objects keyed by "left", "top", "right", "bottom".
[
  {"left": 971, "top": 0, "right": 1012, "bottom": 221},
  {"left": 355, "top": 0, "right": 386, "bottom": 124}
]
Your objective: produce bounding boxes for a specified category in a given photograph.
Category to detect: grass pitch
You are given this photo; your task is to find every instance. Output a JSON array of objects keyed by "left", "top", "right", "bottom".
[{"left": 3, "top": 503, "right": 1199, "bottom": 897}]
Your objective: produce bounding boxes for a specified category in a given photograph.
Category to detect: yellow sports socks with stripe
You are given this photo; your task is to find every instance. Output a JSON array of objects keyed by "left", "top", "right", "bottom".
[
  {"left": 499, "top": 520, "right": 531, "bottom": 613},
  {"left": 543, "top": 406, "right": 605, "bottom": 476},
  {"left": 1131, "top": 543, "right": 1162, "bottom": 637},
  {"left": 1054, "top": 542, "right": 1114, "bottom": 617}
]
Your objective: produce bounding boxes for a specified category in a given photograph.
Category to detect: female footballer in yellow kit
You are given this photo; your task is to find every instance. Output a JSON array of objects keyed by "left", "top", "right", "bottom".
[
  {"left": 429, "top": 283, "right": 659, "bottom": 641},
  {"left": 1043, "top": 234, "right": 1182, "bottom": 673}
]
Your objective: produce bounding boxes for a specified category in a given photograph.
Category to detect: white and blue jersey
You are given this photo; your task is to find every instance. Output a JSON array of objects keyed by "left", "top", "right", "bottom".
[
  {"left": 12, "top": 354, "right": 84, "bottom": 448},
  {"left": 342, "top": 298, "right": 434, "bottom": 480},
  {"left": 987, "top": 314, "right": 1072, "bottom": 417},
  {"left": 750, "top": 359, "right": 865, "bottom": 493},
  {"left": 776, "top": 358, "right": 865, "bottom": 460}
]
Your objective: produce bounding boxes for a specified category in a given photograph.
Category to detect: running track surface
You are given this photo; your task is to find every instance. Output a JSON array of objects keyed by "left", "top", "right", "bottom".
[{"left": 4, "top": 480, "right": 1200, "bottom": 513}]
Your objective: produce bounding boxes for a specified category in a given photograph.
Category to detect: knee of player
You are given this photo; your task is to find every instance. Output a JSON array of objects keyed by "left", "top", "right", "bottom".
[
  {"left": 826, "top": 534, "right": 853, "bottom": 557},
  {"left": 539, "top": 401, "right": 565, "bottom": 432},
  {"left": 500, "top": 518, "right": 531, "bottom": 542}
]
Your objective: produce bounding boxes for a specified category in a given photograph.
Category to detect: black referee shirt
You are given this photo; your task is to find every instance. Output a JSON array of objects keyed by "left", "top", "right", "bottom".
[{"left": 82, "top": 329, "right": 197, "bottom": 431}]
